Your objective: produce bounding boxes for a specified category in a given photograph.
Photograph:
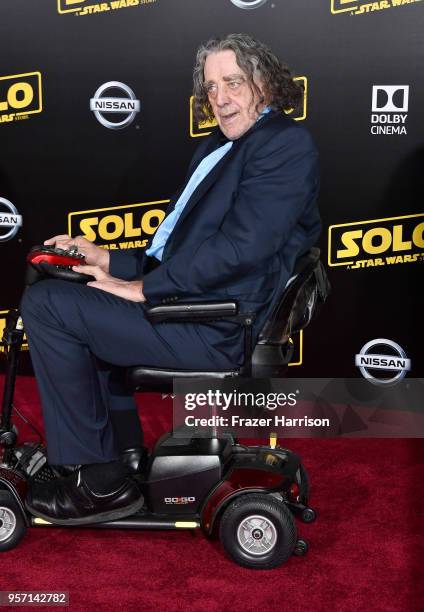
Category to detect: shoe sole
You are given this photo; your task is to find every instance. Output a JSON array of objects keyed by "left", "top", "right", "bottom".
[{"left": 25, "top": 494, "right": 145, "bottom": 526}]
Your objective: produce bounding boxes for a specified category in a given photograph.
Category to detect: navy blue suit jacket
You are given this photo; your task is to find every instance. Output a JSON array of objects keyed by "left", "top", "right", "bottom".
[{"left": 110, "top": 111, "right": 321, "bottom": 366}]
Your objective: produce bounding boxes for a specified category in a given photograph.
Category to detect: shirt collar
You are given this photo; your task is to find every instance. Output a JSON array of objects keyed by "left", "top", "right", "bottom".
[{"left": 258, "top": 105, "right": 271, "bottom": 121}]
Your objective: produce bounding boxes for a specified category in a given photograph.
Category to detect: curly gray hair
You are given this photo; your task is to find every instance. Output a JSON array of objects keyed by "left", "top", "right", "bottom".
[{"left": 193, "top": 33, "right": 303, "bottom": 124}]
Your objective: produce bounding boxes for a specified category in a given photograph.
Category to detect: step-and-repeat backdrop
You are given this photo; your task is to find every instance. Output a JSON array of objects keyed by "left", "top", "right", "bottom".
[{"left": 1, "top": 0, "right": 423, "bottom": 380}]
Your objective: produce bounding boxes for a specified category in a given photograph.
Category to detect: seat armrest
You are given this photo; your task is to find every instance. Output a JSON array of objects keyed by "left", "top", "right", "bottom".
[{"left": 145, "top": 301, "right": 238, "bottom": 324}]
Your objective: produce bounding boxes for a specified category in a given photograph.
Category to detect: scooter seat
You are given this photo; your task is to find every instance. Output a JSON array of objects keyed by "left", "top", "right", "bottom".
[{"left": 126, "top": 366, "right": 241, "bottom": 392}]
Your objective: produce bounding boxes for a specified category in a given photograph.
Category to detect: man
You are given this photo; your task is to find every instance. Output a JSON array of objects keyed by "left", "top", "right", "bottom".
[{"left": 21, "top": 33, "right": 321, "bottom": 525}]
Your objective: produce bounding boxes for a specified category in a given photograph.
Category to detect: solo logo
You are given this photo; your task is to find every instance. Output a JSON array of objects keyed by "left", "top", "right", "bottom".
[
  {"left": 288, "top": 331, "right": 303, "bottom": 368},
  {"left": 57, "top": 0, "right": 155, "bottom": 17},
  {"left": 68, "top": 200, "right": 169, "bottom": 250},
  {"left": 0, "top": 311, "right": 28, "bottom": 353},
  {"left": 90, "top": 82, "right": 140, "bottom": 129},
  {"left": 355, "top": 339, "right": 411, "bottom": 386},
  {"left": 371, "top": 85, "right": 409, "bottom": 135},
  {"left": 331, "top": 0, "right": 422, "bottom": 16},
  {"left": 0, "top": 72, "right": 42, "bottom": 125},
  {"left": 0, "top": 198, "right": 23, "bottom": 242},
  {"left": 190, "top": 76, "right": 307, "bottom": 138},
  {"left": 230, "top": 0, "right": 269, "bottom": 8},
  {"left": 328, "top": 213, "right": 424, "bottom": 269}
]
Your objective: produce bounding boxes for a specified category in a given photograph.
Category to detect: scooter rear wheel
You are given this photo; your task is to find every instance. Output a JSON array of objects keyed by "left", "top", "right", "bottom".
[{"left": 0, "top": 490, "right": 27, "bottom": 552}]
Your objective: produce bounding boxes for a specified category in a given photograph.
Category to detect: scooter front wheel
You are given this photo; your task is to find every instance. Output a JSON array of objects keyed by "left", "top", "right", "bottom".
[{"left": 219, "top": 493, "right": 297, "bottom": 569}]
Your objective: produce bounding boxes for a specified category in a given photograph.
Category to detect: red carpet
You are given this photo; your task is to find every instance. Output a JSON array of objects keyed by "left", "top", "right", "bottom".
[{"left": 0, "top": 375, "right": 423, "bottom": 612}]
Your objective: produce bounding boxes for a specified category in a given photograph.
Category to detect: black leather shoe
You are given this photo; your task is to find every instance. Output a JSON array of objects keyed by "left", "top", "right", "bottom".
[
  {"left": 25, "top": 468, "right": 144, "bottom": 525},
  {"left": 50, "top": 464, "right": 80, "bottom": 479},
  {"left": 120, "top": 447, "right": 149, "bottom": 475}
]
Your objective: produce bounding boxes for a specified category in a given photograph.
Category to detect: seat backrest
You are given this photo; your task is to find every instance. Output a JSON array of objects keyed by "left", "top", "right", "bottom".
[{"left": 257, "top": 247, "right": 330, "bottom": 346}]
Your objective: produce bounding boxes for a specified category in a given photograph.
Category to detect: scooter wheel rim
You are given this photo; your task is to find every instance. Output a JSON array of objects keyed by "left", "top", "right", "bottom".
[
  {"left": 0, "top": 506, "right": 17, "bottom": 541},
  {"left": 237, "top": 514, "right": 277, "bottom": 556}
]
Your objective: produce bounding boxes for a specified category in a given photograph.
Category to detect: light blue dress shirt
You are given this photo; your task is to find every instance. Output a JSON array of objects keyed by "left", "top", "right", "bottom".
[
  {"left": 146, "top": 107, "right": 271, "bottom": 261},
  {"left": 146, "top": 141, "right": 233, "bottom": 260}
]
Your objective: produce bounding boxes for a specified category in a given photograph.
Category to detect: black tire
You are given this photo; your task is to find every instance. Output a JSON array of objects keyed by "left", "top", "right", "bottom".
[
  {"left": 301, "top": 507, "right": 317, "bottom": 524},
  {"left": 296, "top": 463, "right": 310, "bottom": 503},
  {"left": 0, "top": 490, "right": 27, "bottom": 552},
  {"left": 219, "top": 493, "right": 297, "bottom": 569},
  {"left": 293, "top": 538, "right": 309, "bottom": 556}
]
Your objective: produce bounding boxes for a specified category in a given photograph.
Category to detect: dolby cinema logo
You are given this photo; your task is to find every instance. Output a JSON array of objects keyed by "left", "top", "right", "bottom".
[
  {"left": 90, "top": 81, "right": 140, "bottom": 130},
  {"left": 230, "top": 0, "right": 269, "bottom": 8},
  {"left": 0, "top": 197, "right": 22, "bottom": 242},
  {"left": 355, "top": 339, "right": 411, "bottom": 386},
  {"left": 370, "top": 85, "right": 409, "bottom": 136}
]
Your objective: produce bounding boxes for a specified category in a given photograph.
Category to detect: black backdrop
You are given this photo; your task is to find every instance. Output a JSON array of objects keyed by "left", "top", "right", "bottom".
[{"left": 1, "top": 0, "right": 423, "bottom": 378}]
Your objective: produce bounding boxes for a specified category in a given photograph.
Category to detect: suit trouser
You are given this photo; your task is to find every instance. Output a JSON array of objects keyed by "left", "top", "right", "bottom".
[{"left": 20, "top": 279, "right": 225, "bottom": 465}]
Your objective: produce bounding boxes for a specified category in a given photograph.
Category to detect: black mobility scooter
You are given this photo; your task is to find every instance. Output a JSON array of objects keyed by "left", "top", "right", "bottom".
[{"left": 0, "top": 245, "right": 329, "bottom": 568}]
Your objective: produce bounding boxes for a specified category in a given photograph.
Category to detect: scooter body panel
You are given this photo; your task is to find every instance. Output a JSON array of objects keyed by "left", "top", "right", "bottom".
[{"left": 142, "top": 433, "right": 232, "bottom": 515}]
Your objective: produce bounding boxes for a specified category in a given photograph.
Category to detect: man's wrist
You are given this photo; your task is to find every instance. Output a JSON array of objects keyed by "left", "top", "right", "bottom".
[
  {"left": 139, "top": 280, "right": 146, "bottom": 302},
  {"left": 98, "top": 249, "right": 110, "bottom": 273}
]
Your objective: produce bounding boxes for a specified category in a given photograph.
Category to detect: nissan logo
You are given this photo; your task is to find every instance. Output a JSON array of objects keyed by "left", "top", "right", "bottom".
[
  {"left": 355, "top": 338, "right": 411, "bottom": 386},
  {"left": 90, "top": 81, "right": 140, "bottom": 130},
  {"left": 230, "top": 0, "right": 269, "bottom": 9},
  {"left": 0, "top": 197, "right": 23, "bottom": 242}
]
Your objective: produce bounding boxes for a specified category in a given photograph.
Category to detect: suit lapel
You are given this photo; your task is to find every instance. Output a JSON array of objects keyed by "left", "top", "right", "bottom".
[
  {"left": 185, "top": 129, "right": 222, "bottom": 176},
  {"left": 175, "top": 141, "right": 237, "bottom": 223},
  {"left": 161, "top": 111, "right": 279, "bottom": 261},
  {"left": 162, "top": 139, "right": 239, "bottom": 260},
  {"left": 175, "top": 111, "right": 279, "bottom": 229}
]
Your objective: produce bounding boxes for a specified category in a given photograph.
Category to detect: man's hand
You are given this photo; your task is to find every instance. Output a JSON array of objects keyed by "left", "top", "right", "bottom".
[
  {"left": 73, "top": 264, "right": 146, "bottom": 303},
  {"left": 44, "top": 234, "right": 110, "bottom": 273}
]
